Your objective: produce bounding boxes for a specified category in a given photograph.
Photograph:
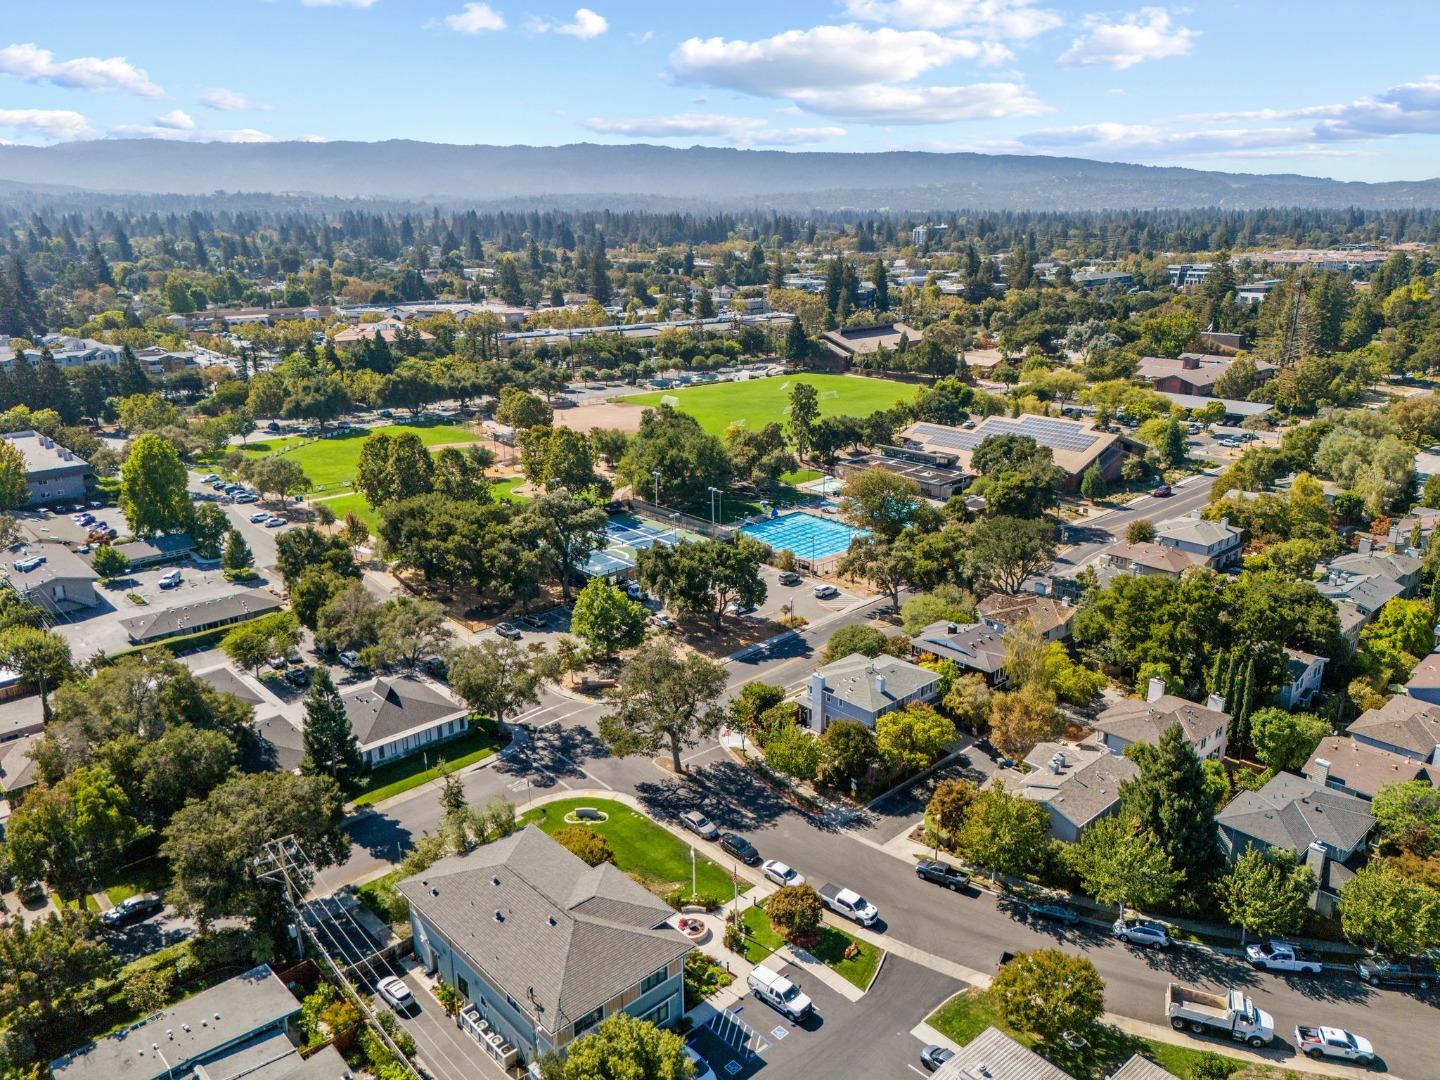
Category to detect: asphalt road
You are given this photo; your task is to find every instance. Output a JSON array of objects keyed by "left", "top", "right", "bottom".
[
  {"left": 1052, "top": 473, "right": 1219, "bottom": 579},
  {"left": 339, "top": 577, "right": 1434, "bottom": 1080}
]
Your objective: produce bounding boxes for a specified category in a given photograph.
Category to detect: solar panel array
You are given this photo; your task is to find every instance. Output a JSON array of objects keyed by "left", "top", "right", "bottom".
[{"left": 910, "top": 416, "right": 1099, "bottom": 455}]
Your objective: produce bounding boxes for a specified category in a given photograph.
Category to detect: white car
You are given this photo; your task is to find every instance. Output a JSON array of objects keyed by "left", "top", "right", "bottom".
[
  {"left": 626, "top": 582, "right": 646, "bottom": 600},
  {"left": 158, "top": 569, "right": 182, "bottom": 589},
  {"left": 1113, "top": 919, "right": 1171, "bottom": 949},
  {"left": 683, "top": 1045, "right": 717, "bottom": 1080},
  {"left": 813, "top": 584, "right": 839, "bottom": 600},
  {"left": 265, "top": 516, "right": 287, "bottom": 528},
  {"left": 376, "top": 976, "right": 415, "bottom": 1013},
  {"left": 761, "top": 859, "right": 804, "bottom": 888},
  {"left": 250, "top": 511, "right": 270, "bottom": 523}
]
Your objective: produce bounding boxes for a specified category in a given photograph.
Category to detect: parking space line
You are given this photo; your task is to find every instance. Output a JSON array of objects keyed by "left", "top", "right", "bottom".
[{"left": 906, "top": 1065, "right": 928, "bottom": 1077}]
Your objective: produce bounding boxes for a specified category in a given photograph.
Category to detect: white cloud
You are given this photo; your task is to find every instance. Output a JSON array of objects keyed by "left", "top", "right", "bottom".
[
  {"left": 671, "top": 25, "right": 1010, "bottom": 96},
  {"left": 582, "top": 113, "right": 844, "bottom": 145},
  {"left": 201, "top": 87, "right": 270, "bottom": 112},
  {"left": 843, "top": 0, "right": 1060, "bottom": 39},
  {"left": 300, "top": 0, "right": 378, "bottom": 7},
  {"left": 790, "top": 82, "right": 1047, "bottom": 123},
  {"left": 110, "top": 122, "right": 280, "bottom": 143},
  {"left": 0, "top": 42, "right": 163, "bottom": 97},
  {"left": 668, "top": 24, "right": 1038, "bottom": 125},
  {"left": 0, "top": 108, "right": 91, "bottom": 141},
  {"left": 1058, "top": 8, "right": 1196, "bottom": 70},
  {"left": 443, "top": 3, "right": 506, "bottom": 33},
  {"left": 541, "top": 8, "right": 607, "bottom": 39},
  {"left": 154, "top": 109, "right": 195, "bottom": 130}
]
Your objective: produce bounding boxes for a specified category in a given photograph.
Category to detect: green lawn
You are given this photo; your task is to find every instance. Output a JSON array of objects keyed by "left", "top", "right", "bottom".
[
  {"left": 350, "top": 724, "right": 507, "bottom": 807},
  {"left": 521, "top": 798, "right": 745, "bottom": 901},
  {"left": 620, "top": 374, "right": 918, "bottom": 437},
  {"left": 313, "top": 471, "right": 527, "bottom": 533},
  {"left": 101, "top": 856, "right": 170, "bottom": 906},
  {"left": 239, "top": 422, "right": 481, "bottom": 495},
  {"left": 737, "top": 901, "right": 882, "bottom": 990},
  {"left": 926, "top": 989, "right": 1283, "bottom": 1080}
]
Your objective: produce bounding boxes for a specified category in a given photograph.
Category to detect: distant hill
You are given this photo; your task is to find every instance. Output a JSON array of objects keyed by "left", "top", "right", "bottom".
[{"left": 1, "top": 139, "right": 1438, "bottom": 211}]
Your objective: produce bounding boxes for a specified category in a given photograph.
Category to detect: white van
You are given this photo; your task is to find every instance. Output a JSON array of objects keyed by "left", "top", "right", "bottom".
[
  {"left": 747, "top": 964, "right": 813, "bottom": 1021},
  {"left": 158, "top": 569, "right": 182, "bottom": 589}
]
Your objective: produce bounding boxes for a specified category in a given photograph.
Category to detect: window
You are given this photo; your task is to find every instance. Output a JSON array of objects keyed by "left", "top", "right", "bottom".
[
  {"left": 638, "top": 999, "right": 671, "bottom": 1027},
  {"left": 573, "top": 1006, "right": 603, "bottom": 1037},
  {"left": 639, "top": 968, "right": 666, "bottom": 995},
  {"left": 457, "top": 975, "right": 469, "bottom": 998}
]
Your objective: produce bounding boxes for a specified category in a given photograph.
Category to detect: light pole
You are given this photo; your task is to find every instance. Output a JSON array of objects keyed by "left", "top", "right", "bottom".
[
  {"left": 707, "top": 486, "right": 719, "bottom": 530},
  {"left": 651, "top": 469, "right": 660, "bottom": 507}
]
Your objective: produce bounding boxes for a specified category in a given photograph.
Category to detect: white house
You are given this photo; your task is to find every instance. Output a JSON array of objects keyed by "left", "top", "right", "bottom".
[
  {"left": 802, "top": 653, "right": 939, "bottom": 732},
  {"left": 343, "top": 676, "right": 471, "bottom": 766}
]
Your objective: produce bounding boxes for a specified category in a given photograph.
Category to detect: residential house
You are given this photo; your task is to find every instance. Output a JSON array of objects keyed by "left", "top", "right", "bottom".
[
  {"left": 1278, "top": 648, "right": 1327, "bottom": 709},
  {"left": 1216, "top": 772, "right": 1375, "bottom": 916},
  {"left": 342, "top": 675, "right": 470, "bottom": 767},
  {"left": 0, "top": 731, "right": 42, "bottom": 806},
  {"left": 1154, "top": 510, "right": 1244, "bottom": 569},
  {"left": 119, "top": 589, "right": 284, "bottom": 645},
  {"left": 819, "top": 322, "right": 925, "bottom": 364},
  {"left": 1327, "top": 550, "right": 1422, "bottom": 596},
  {"left": 1167, "top": 263, "right": 1212, "bottom": 288},
  {"left": 1109, "top": 1056, "right": 1181, "bottom": 1080},
  {"left": 0, "top": 335, "right": 122, "bottom": 373},
  {"left": 399, "top": 827, "right": 692, "bottom": 1067},
  {"left": 0, "top": 694, "right": 43, "bottom": 744},
  {"left": 1, "top": 429, "right": 90, "bottom": 506},
  {"left": 3, "top": 543, "right": 99, "bottom": 614},
  {"left": 913, "top": 620, "right": 1007, "bottom": 682},
  {"left": 976, "top": 592, "right": 1076, "bottom": 641},
  {"left": 1136, "top": 353, "right": 1272, "bottom": 398},
  {"left": 1200, "top": 331, "right": 1246, "bottom": 353},
  {"left": 986, "top": 741, "right": 1138, "bottom": 843},
  {"left": 1317, "top": 570, "right": 1404, "bottom": 643},
  {"left": 50, "top": 965, "right": 301, "bottom": 1080},
  {"left": 1405, "top": 651, "right": 1440, "bottom": 705},
  {"left": 932, "top": 1026, "right": 1078, "bottom": 1080},
  {"left": 1236, "top": 281, "right": 1281, "bottom": 305},
  {"left": 1302, "top": 736, "right": 1438, "bottom": 800},
  {"left": 801, "top": 653, "right": 940, "bottom": 732},
  {"left": 1105, "top": 541, "right": 1206, "bottom": 577},
  {"left": 1390, "top": 506, "right": 1440, "bottom": 552},
  {"left": 902, "top": 414, "right": 1131, "bottom": 488},
  {"left": 1347, "top": 694, "right": 1440, "bottom": 764},
  {"left": 1091, "top": 680, "right": 1229, "bottom": 760}
]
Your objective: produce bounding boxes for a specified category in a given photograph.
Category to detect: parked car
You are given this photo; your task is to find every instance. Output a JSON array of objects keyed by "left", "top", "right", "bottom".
[
  {"left": 820, "top": 883, "right": 879, "bottom": 926},
  {"left": 101, "top": 893, "right": 164, "bottom": 928},
  {"left": 920, "top": 1045, "right": 955, "bottom": 1071},
  {"left": 915, "top": 860, "right": 970, "bottom": 891},
  {"left": 650, "top": 612, "right": 675, "bottom": 629},
  {"left": 813, "top": 584, "right": 839, "bottom": 599},
  {"left": 520, "top": 613, "right": 546, "bottom": 630},
  {"left": 761, "top": 860, "right": 804, "bottom": 887},
  {"left": 1355, "top": 956, "right": 1435, "bottom": 991},
  {"left": 1114, "top": 919, "right": 1171, "bottom": 949},
  {"left": 265, "top": 516, "right": 286, "bottom": 527},
  {"left": 250, "top": 511, "right": 270, "bottom": 523},
  {"left": 778, "top": 571, "right": 802, "bottom": 586},
  {"left": 724, "top": 601, "right": 756, "bottom": 617},
  {"left": 16, "top": 880, "right": 45, "bottom": 904},
  {"left": 338, "top": 650, "right": 364, "bottom": 670},
  {"left": 235, "top": 492, "right": 260, "bottom": 504},
  {"left": 1150, "top": 483, "right": 1173, "bottom": 497},
  {"left": 495, "top": 622, "right": 523, "bottom": 640},
  {"left": 680, "top": 810, "right": 720, "bottom": 841},
  {"left": 683, "top": 1046, "right": 717, "bottom": 1080},
  {"left": 1245, "top": 940, "right": 1322, "bottom": 974},
  {"left": 1026, "top": 900, "right": 1081, "bottom": 925},
  {"left": 201, "top": 473, "right": 220, "bottom": 483},
  {"left": 421, "top": 655, "right": 448, "bottom": 678},
  {"left": 282, "top": 666, "right": 312, "bottom": 688},
  {"left": 626, "top": 582, "right": 647, "bottom": 600},
  {"left": 720, "top": 833, "right": 760, "bottom": 865},
  {"left": 158, "top": 569, "right": 182, "bottom": 589},
  {"left": 1294, "top": 1025, "right": 1375, "bottom": 1064},
  {"left": 747, "top": 964, "right": 812, "bottom": 1022},
  {"left": 377, "top": 976, "right": 417, "bottom": 1014}
]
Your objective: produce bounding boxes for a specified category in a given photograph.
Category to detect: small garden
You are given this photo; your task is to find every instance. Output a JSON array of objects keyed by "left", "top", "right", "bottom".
[
  {"left": 732, "top": 892, "right": 882, "bottom": 991},
  {"left": 521, "top": 798, "right": 746, "bottom": 907},
  {"left": 683, "top": 951, "right": 734, "bottom": 1010}
]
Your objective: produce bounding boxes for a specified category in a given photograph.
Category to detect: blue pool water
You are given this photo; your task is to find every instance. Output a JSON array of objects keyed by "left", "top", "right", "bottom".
[{"left": 739, "top": 512, "right": 865, "bottom": 560}]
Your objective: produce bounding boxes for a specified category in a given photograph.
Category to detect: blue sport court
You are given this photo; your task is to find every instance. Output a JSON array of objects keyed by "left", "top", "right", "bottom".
[
  {"left": 739, "top": 512, "right": 864, "bottom": 560},
  {"left": 605, "top": 515, "right": 681, "bottom": 550}
]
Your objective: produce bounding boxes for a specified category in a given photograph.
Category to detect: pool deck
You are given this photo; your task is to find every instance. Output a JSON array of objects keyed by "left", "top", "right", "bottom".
[{"left": 738, "top": 510, "right": 865, "bottom": 560}]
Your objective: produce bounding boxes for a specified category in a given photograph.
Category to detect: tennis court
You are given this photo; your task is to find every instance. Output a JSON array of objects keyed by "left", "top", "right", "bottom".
[
  {"left": 605, "top": 515, "right": 682, "bottom": 551},
  {"left": 739, "top": 512, "right": 865, "bottom": 561}
]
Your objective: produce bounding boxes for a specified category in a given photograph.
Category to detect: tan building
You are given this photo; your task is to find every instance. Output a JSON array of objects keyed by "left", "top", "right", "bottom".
[{"left": 902, "top": 414, "right": 1128, "bottom": 488}]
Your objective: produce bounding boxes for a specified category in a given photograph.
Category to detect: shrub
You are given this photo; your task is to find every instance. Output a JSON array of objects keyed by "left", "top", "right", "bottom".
[
  {"left": 434, "top": 982, "right": 464, "bottom": 1017},
  {"left": 552, "top": 826, "right": 614, "bottom": 867},
  {"left": 822, "top": 624, "right": 887, "bottom": 663},
  {"left": 763, "top": 722, "right": 820, "bottom": 781},
  {"left": 767, "top": 885, "right": 824, "bottom": 943}
]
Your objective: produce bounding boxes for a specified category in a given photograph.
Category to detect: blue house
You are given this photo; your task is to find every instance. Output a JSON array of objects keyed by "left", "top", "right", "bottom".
[{"left": 398, "top": 826, "right": 692, "bottom": 1068}]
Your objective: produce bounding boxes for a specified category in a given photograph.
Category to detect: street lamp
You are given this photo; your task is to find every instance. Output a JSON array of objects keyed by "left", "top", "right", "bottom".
[
  {"left": 707, "top": 486, "right": 721, "bottom": 530},
  {"left": 651, "top": 469, "right": 660, "bottom": 507}
]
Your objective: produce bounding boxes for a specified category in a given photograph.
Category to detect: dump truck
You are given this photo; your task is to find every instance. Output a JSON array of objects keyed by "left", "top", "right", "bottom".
[{"left": 1165, "top": 983, "right": 1274, "bottom": 1047}]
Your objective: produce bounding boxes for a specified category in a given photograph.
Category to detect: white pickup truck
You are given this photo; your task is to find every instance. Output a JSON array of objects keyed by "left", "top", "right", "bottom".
[
  {"left": 1165, "top": 983, "right": 1274, "bottom": 1048},
  {"left": 819, "top": 884, "right": 879, "bottom": 927},
  {"left": 1244, "top": 940, "right": 1323, "bottom": 974},
  {"left": 1294, "top": 1025, "right": 1376, "bottom": 1064}
]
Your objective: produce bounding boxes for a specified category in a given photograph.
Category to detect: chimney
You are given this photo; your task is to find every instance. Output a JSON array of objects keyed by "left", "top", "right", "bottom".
[
  {"left": 874, "top": 673, "right": 886, "bottom": 696},
  {"left": 1146, "top": 677, "right": 1166, "bottom": 703},
  {"left": 1359, "top": 536, "right": 1372, "bottom": 555},
  {"left": 1207, "top": 693, "right": 1227, "bottom": 713},
  {"left": 1311, "top": 757, "right": 1331, "bottom": 784},
  {"left": 1182, "top": 355, "right": 1200, "bottom": 370},
  {"left": 1305, "top": 840, "right": 1329, "bottom": 877},
  {"left": 1220, "top": 516, "right": 1230, "bottom": 531}
]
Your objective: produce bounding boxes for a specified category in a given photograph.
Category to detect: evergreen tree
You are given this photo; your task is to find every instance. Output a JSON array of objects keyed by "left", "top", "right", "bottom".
[
  {"left": 783, "top": 316, "right": 809, "bottom": 361},
  {"left": 1120, "top": 724, "right": 1220, "bottom": 892},
  {"left": 872, "top": 258, "right": 890, "bottom": 311},
  {"left": 222, "top": 529, "right": 254, "bottom": 572},
  {"left": 300, "top": 668, "right": 365, "bottom": 785}
]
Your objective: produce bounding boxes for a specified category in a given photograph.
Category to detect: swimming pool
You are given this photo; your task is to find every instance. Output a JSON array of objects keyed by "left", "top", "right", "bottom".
[{"left": 739, "top": 512, "right": 865, "bottom": 560}]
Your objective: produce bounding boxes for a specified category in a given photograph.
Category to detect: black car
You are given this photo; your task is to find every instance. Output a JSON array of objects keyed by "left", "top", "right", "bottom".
[
  {"left": 777, "top": 571, "right": 802, "bottom": 586},
  {"left": 920, "top": 1045, "right": 954, "bottom": 1071},
  {"left": 720, "top": 833, "right": 761, "bottom": 865},
  {"left": 1355, "top": 956, "right": 1435, "bottom": 991},
  {"left": 102, "top": 893, "right": 164, "bottom": 928},
  {"left": 282, "top": 666, "right": 312, "bottom": 688},
  {"left": 915, "top": 860, "right": 970, "bottom": 890},
  {"left": 1026, "top": 900, "right": 1081, "bottom": 925}
]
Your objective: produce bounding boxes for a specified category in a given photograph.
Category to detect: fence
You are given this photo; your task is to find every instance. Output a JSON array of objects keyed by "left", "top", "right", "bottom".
[{"left": 627, "top": 498, "right": 735, "bottom": 541}]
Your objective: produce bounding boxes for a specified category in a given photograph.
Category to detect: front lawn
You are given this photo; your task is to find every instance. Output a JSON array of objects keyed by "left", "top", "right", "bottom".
[
  {"left": 620, "top": 374, "right": 918, "bottom": 438},
  {"left": 101, "top": 856, "right": 170, "bottom": 906},
  {"left": 520, "top": 798, "right": 745, "bottom": 902},
  {"left": 349, "top": 723, "right": 507, "bottom": 807},
  {"left": 926, "top": 989, "right": 1288, "bottom": 1080},
  {"left": 736, "top": 901, "right": 882, "bottom": 991}
]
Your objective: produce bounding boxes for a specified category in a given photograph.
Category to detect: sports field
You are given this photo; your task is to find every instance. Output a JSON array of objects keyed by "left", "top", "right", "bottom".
[
  {"left": 619, "top": 373, "right": 918, "bottom": 437},
  {"left": 240, "top": 422, "right": 481, "bottom": 495}
]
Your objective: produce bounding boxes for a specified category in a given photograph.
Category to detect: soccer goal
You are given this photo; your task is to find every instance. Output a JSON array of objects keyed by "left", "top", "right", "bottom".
[
  {"left": 659, "top": 394, "right": 680, "bottom": 408},
  {"left": 819, "top": 390, "right": 840, "bottom": 402},
  {"left": 779, "top": 380, "right": 792, "bottom": 391}
]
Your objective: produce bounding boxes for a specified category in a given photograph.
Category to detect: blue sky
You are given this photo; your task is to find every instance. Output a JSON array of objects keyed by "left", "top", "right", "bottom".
[{"left": 2, "top": 1, "right": 1440, "bottom": 181}]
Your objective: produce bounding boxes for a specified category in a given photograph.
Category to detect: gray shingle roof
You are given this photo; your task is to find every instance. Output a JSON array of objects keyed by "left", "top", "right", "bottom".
[
  {"left": 933, "top": 1026, "right": 1075, "bottom": 1080},
  {"left": 4, "top": 542, "right": 97, "bottom": 590},
  {"left": 988, "top": 741, "right": 1137, "bottom": 831},
  {"left": 397, "top": 827, "right": 691, "bottom": 1027},
  {"left": 1108, "top": 1055, "right": 1180, "bottom": 1080},
  {"left": 1217, "top": 772, "right": 1375, "bottom": 855},
  {"left": 914, "top": 621, "right": 1006, "bottom": 675},
  {"left": 814, "top": 652, "right": 938, "bottom": 714},
  {"left": 1302, "top": 736, "right": 1439, "bottom": 799},
  {"left": 120, "top": 590, "right": 284, "bottom": 643},
  {"left": 341, "top": 676, "right": 465, "bottom": 749},
  {"left": 1348, "top": 695, "right": 1440, "bottom": 759},
  {"left": 1093, "top": 695, "right": 1228, "bottom": 749}
]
